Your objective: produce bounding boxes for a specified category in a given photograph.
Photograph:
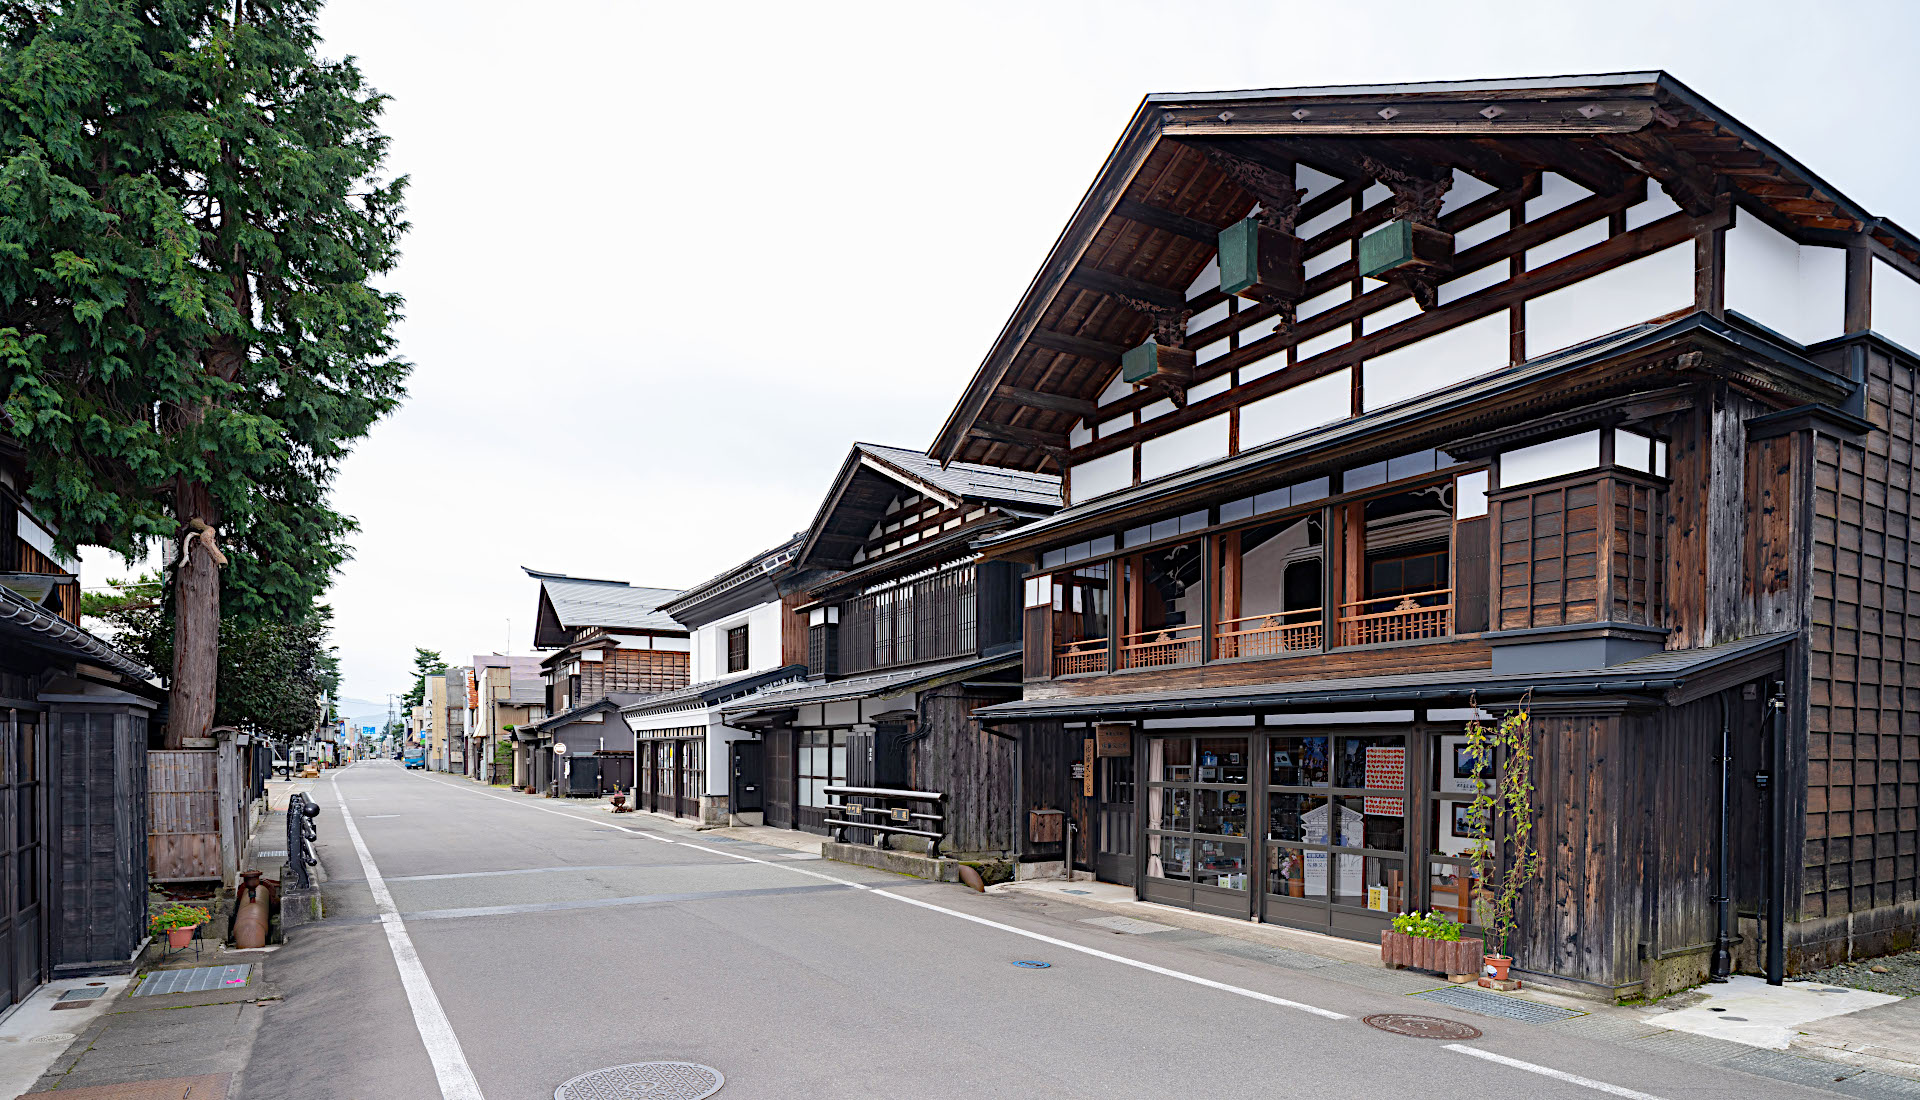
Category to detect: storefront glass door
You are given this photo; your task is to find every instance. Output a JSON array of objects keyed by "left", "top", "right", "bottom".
[
  {"left": 1263, "top": 730, "right": 1406, "bottom": 938},
  {"left": 1142, "top": 735, "right": 1252, "bottom": 917}
]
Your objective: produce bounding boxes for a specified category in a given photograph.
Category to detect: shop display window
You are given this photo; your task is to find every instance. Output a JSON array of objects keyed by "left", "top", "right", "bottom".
[
  {"left": 1266, "top": 732, "right": 1408, "bottom": 919},
  {"left": 1145, "top": 734, "right": 1251, "bottom": 894}
]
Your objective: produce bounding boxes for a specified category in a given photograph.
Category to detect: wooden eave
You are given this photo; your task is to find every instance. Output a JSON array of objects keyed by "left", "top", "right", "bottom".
[
  {"left": 929, "top": 71, "right": 1920, "bottom": 474},
  {"left": 966, "top": 313, "right": 1849, "bottom": 562}
]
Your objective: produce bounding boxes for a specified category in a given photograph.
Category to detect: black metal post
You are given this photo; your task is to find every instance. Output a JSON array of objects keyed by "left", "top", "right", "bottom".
[{"left": 1767, "top": 682, "right": 1787, "bottom": 985}]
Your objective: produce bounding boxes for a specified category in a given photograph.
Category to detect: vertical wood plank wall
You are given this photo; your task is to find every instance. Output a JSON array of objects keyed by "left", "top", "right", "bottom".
[
  {"left": 147, "top": 750, "right": 219, "bottom": 881},
  {"left": 910, "top": 687, "right": 1018, "bottom": 857},
  {"left": 1491, "top": 472, "right": 1665, "bottom": 632},
  {"left": 1804, "top": 345, "right": 1920, "bottom": 934}
]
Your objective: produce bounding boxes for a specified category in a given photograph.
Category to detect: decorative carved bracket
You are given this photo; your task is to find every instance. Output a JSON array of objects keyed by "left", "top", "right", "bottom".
[
  {"left": 1203, "top": 147, "right": 1304, "bottom": 233},
  {"left": 1360, "top": 155, "right": 1452, "bottom": 225}
]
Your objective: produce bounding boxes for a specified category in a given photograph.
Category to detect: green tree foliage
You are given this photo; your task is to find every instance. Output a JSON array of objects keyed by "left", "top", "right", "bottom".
[
  {"left": 0, "top": 0, "right": 408, "bottom": 626},
  {"left": 88, "top": 589, "right": 340, "bottom": 742},
  {"left": 403, "top": 647, "right": 443, "bottom": 710}
]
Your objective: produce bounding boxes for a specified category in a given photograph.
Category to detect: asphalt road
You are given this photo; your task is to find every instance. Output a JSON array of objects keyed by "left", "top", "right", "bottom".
[{"left": 242, "top": 761, "right": 1843, "bottom": 1099}]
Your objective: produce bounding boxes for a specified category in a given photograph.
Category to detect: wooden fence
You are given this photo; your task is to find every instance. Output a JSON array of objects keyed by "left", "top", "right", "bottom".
[{"left": 148, "top": 750, "right": 220, "bottom": 882}]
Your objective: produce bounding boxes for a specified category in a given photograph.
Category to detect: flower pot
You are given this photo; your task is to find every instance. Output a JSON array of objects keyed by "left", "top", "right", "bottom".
[
  {"left": 1380, "top": 930, "right": 1484, "bottom": 976},
  {"left": 167, "top": 926, "right": 196, "bottom": 948},
  {"left": 1484, "top": 954, "right": 1513, "bottom": 980}
]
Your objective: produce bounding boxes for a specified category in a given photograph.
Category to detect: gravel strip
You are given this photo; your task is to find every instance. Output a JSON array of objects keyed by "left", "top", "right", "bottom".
[{"left": 1802, "top": 948, "right": 1920, "bottom": 997}]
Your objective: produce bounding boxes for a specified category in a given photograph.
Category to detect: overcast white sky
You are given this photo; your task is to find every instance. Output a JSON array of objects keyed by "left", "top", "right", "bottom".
[{"left": 87, "top": 0, "right": 1920, "bottom": 721}]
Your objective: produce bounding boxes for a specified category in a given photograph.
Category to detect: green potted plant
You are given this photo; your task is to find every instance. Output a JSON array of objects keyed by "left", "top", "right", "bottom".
[
  {"left": 1463, "top": 695, "right": 1541, "bottom": 989},
  {"left": 1381, "top": 909, "right": 1482, "bottom": 980},
  {"left": 151, "top": 903, "right": 211, "bottom": 949}
]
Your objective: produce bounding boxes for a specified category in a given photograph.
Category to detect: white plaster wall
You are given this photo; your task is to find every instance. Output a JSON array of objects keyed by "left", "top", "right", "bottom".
[
  {"left": 1725, "top": 212, "right": 1845, "bottom": 345},
  {"left": 1069, "top": 448, "right": 1132, "bottom": 505},
  {"left": 1363, "top": 312, "right": 1509, "bottom": 412},
  {"left": 1139, "top": 413, "right": 1229, "bottom": 483},
  {"left": 1873, "top": 258, "right": 1920, "bottom": 350},
  {"left": 1239, "top": 369, "right": 1351, "bottom": 449},
  {"left": 1525, "top": 243, "right": 1693, "bottom": 359}
]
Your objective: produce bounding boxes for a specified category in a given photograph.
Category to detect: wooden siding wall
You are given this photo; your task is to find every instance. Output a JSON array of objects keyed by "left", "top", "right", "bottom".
[
  {"left": 1454, "top": 516, "right": 1491, "bottom": 634},
  {"left": 780, "top": 592, "right": 810, "bottom": 670},
  {"left": 583, "top": 649, "right": 689, "bottom": 698},
  {"left": 909, "top": 687, "right": 1019, "bottom": 857},
  {"left": 1513, "top": 699, "right": 1734, "bottom": 994},
  {"left": 763, "top": 729, "right": 793, "bottom": 830},
  {"left": 1805, "top": 345, "right": 1920, "bottom": 925},
  {"left": 1022, "top": 604, "right": 1051, "bottom": 681},
  {"left": 1665, "top": 388, "right": 1772, "bottom": 649},
  {"left": 1490, "top": 471, "right": 1665, "bottom": 632},
  {"left": 838, "top": 565, "right": 977, "bottom": 675},
  {"left": 1017, "top": 721, "right": 1087, "bottom": 863}
]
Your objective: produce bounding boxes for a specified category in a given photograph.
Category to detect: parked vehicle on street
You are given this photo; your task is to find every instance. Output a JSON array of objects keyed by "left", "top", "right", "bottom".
[{"left": 404, "top": 748, "right": 425, "bottom": 770}]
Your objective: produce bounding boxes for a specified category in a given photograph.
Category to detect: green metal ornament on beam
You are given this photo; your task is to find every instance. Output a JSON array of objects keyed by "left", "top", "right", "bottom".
[
  {"left": 1217, "top": 218, "right": 1304, "bottom": 304},
  {"left": 1359, "top": 218, "right": 1454, "bottom": 281},
  {"left": 1121, "top": 337, "right": 1195, "bottom": 385}
]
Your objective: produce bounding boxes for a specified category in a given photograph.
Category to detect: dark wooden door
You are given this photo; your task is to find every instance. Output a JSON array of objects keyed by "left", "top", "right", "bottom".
[
  {"left": 0, "top": 710, "right": 45, "bottom": 1008},
  {"left": 764, "top": 729, "right": 793, "bottom": 829},
  {"left": 731, "top": 742, "right": 763, "bottom": 813},
  {"left": 1095, "top": 753, "right": 1136, "bottom": 886}
]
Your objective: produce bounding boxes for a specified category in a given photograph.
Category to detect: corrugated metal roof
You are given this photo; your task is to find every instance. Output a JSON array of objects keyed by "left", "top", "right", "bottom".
[
  {"left": 505, "top": 678, "right": 545, "bottom": 706},
  {"left": 858, "top": 444, "right": 1061, "bottom": 508},
  {"left": 721, "top": 653, "right": 1018, "bottom": 719},
  {"left": 974, "top": 631, "right": 1795, "bottom": 722},
  {"left": 523, "top": 568, "right": 685, "bottom": 633}
]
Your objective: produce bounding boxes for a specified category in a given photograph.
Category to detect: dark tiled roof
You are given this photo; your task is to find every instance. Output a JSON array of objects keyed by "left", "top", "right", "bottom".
[
  {"left": 524, "top": 569, "right": 684, "bottom": 633},
  {"left": 720, "top": 653, "right": 1018, "bottom": 719},
  {"left": 858, "top": 444, "right": 1060, "bottom": 509},
  {"left": 974, "top": 631, "right": 1796, "bottom": 722},
  {"left": 657, "top": 535, "right": 804, "bottom": 617},
  {"left": 622, "top": 665, "right": 808, "bottom": 716},
  {"left": 0, "top": 585, "right": 151, "bottom": 681}
]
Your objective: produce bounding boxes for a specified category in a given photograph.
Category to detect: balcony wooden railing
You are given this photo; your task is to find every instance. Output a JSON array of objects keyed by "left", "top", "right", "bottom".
[
  {"left": 1339, "top": 589, "right": 1452, "bottom": 647},
  {"left": 1054, "top": 641, "right": 1109, "bottom": 677},
  {"left": 1118, "top": 624, "right": 1203, "bottom": 670},
  {"left": 1213, "top": 609, "right": 1323, "bottom": 660}
]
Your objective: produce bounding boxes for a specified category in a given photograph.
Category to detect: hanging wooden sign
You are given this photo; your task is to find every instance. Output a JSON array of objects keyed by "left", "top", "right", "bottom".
[
  {"left": 1083, "top": 737, "right": 1095, "bottom": 797},
  {"left": 1095, "top": 723, "right": 1131, "bottom": 758}
]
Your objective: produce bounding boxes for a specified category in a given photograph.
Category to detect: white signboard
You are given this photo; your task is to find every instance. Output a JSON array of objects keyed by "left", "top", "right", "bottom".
[{"left": 1302, "top": 801, "right": 1364, "bottom": 899}]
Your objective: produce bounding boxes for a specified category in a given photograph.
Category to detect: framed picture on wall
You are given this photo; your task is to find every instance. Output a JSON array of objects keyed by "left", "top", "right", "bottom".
[
  {"left": 1438, "top": 734, "right": 1492, "bottom": 794},
  {"left": 1437, "top": 798, "right": 1476, "bottom": 856}
]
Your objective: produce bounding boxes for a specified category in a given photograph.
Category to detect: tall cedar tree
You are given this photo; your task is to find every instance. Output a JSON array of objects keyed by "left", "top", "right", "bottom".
[
  {"left": 403, "top": 646, "right": 442, "bottom": 710},
  {"left": 0, "top": 1, "right": 406, "bottom": 745}
]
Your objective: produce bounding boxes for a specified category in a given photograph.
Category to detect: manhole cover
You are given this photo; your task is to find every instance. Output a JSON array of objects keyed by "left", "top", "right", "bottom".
[
  {"left": 554, "top": 1062, "right": 723, "bottom": 1100},
  {"left": 1012, "top": 960, "right": 1051, "bottom": 969},
  {"left": 1362, "top": 1013, "right": 1483, "bottom": 1040}
]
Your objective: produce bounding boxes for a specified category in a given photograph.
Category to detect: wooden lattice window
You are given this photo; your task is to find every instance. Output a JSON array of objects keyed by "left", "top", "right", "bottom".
[{"left": 727, "top": 625, "right": 749, "bottom": 673}]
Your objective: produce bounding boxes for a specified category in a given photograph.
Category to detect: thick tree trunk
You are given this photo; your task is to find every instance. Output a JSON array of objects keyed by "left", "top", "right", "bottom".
[{"left": 167, "top": 488, "right": 222, "bottom": 748}]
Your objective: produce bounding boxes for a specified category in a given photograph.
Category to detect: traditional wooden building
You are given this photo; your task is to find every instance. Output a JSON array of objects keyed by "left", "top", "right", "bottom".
[
  {"left": 520, "top": 569, "right": 689, "bottom": 795},
  {"left": 0, "top": 444, "right": 161, "bottom": 1006},
  {"left": 721, "top": 444, "right": 1059, "bottom": 851},
  {"left": 928, "top": 73, "right": 1920, "bottom": 998},
  {"left": 624, "top": 536, "right": 806, "bottom": 825}
]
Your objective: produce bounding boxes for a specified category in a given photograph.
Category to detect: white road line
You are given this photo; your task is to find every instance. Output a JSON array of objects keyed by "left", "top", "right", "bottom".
[
  {"left": 330, "top": 775, "right": 485, "bottom": 1100},
  {"left": 422, "top": 777, "right": 675, "bottom": 842},
  {"left": 422, "top": 773, "right": 1336, "bottom": 1019},
  {"left": 1445, "top": 1045, "right": 1670, "bottom": 1099},
  {"left": 869, "top": 887, "right": 1345, "bottom": 1020}
]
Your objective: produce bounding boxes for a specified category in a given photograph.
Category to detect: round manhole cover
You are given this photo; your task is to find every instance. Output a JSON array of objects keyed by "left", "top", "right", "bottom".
[
  {"left": 1362, "top": 1013, "right": 1483, "bottom": 1040},
  {"left": 1012, "top": 960, "right": 1051, "bottom": 969},
  {"left": 554, "top": 1062, "right": 724, "bottom": 1100}
]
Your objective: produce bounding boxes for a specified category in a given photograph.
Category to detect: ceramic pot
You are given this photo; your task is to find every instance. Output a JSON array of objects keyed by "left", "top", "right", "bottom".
[
  {"left": 167, "top": 926, "right": 196, "bottom": 948},
  {"left": 1484, "top": 954, "right": 1513, "bottom": 980}
]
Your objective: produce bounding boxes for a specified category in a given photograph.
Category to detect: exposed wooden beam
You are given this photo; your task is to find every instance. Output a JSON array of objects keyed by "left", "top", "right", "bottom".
[
  {"left": 967, "top": 423, "right": 1069, "bottom": 464},
  {"left": 991, "top": 385, "right": 1098, "bottom": 419},
  {"left": 1477, "top": 136, "right": 1631, "bottom": 196},
  {"left": 1113, "top": 198, "right": 1220, "bottom": 243},
  {"left": 1027, "top": 328, "right": 1125, "bottom": 363},
  {"left": 1607, "top": 131, "right": 1719, "bottom": 216},
  {"left": 1064, "top": 265, "right": 1188, "bottom": 313}
]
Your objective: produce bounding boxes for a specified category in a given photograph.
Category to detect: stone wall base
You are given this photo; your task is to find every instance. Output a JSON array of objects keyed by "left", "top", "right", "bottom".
[
  {"left": 1782, "top": 900, "right": 1920, "bottom": 972},
  {"left": 823, "top": 841, "right": 959, "bottom": 882}
]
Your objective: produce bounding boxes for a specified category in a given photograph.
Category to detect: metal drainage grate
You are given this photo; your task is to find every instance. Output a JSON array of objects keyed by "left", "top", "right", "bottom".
[
  {"left": 1362, "top": 1013, "right": 1483, "bottom": 1040},
  {"left": 554, "top": 1062, "right": 724, "bottom": 1100},
  {"left": 1079, "top": 916, "right": 1175, "bottom": 935},
  {"left": 1411, "top": 984, "right": 1585, "bottom": 1023},
  {"left": 133, "top": 964, "right": 251, "bottom": 997},
  {"left": 50, "top": 987, "right": 106, "bottom": 1011}
]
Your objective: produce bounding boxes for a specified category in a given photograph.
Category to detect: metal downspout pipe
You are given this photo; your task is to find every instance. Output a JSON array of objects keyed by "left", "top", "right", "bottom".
[{"left": 1710, "top": 694, "right": 1732, "bottom": 982}]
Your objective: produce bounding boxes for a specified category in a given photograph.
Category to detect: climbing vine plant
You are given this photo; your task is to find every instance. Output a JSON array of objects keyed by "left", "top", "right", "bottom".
[{"left": 1463, "top": 692, "right": 1540, "bottom": 958}]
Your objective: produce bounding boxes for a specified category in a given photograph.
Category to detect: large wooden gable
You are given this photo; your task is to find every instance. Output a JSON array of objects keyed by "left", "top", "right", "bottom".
[{"left": 931, "top": 72, "right": 1919, "bottom": 475}]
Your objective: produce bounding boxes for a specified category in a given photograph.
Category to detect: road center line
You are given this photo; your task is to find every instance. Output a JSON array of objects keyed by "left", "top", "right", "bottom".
[
  {"left": 1444, "top": 1044, "right": 1670, "bottom": 1099},
  {"left": 420, "top": 771, "right": 1340, "bottom": 1020},
  {"left": 330, "top": 775, "right": 486, "bottom": 1100}
]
